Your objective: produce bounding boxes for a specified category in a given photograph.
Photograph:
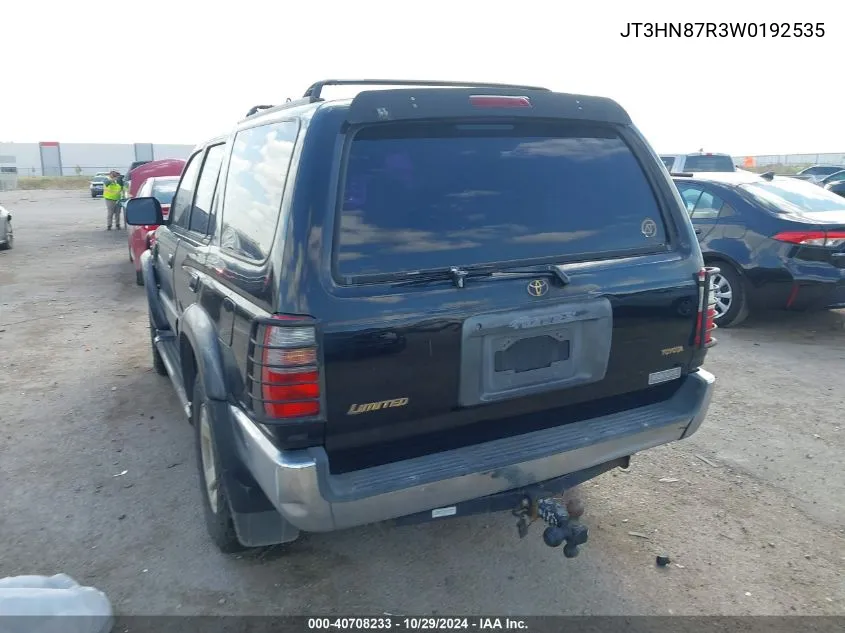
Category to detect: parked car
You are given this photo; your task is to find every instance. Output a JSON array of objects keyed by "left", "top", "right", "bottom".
[
  {"left": 825, "top": 180, "right": 845, "bottom": 199},
  {"left": 89, "top": 172, "right": 110, "bottom": 198},
  {"left": 660, "top": 152, "right": 736, "bottom": 173},
  {"left": 125, "top": 78, "right": 716, "bottom": 555},
  {"left": 122, "top": 160, "right": 152, "bottom": 203},
  {"left": 125, "top": 159, "right": 185, "bottom": 201},
  {"left": 0, "top": 204, "right": 13, "bottom": 250},
  {"left": 673, "top": 170, "right": 845, "bottom": 327},
  {"left": 794, "top": 164, "right": 845, "bottom": 184},
  {"left": 818, "top": 170, "right": 845, "bottom": 187},
  {"left": 128, "top": 176, "right": 179, "bottom": 285}
]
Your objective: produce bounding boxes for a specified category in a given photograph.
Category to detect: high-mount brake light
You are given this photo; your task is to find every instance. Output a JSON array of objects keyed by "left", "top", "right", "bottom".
[
  {"left": 773, "top": 230, "right": 845, "bottom": 248},
  {"left": 694, "top": 267, "right": 718, "bottom": 348},
  {"left": 256, "top": 315, "right": 321, "bottom": 419},
  {"left": 469, "top": 95, "right": 532, "bottom": 109}
]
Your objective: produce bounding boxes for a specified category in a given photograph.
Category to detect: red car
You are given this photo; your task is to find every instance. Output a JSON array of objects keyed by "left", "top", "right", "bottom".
[
  {"left": 128, "top": 175, "right": 180, "bottom": 285},
  {"left": 125, "top": 158, "right": 185, "bottom": 200}
]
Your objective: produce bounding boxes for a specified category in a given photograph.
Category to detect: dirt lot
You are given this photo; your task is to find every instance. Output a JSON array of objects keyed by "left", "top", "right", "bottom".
[{"left": 1, "top": 190, "right": 843, "bottom": 616}]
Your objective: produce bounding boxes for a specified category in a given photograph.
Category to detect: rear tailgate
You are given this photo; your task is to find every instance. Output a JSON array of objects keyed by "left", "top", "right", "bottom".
[{"left": 319, "top": 90, "right": 701, "bottom": 472}]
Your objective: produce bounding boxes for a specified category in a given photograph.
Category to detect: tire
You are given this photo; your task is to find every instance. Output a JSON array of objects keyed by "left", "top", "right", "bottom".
[
  {"left": 193, "top": 377, "right": 245, "bottom": 553},
  {"left": 149, "top": 321, "right": 167, "bottom": 376},
  {"left": 0, "top": 220, "right": 12, "bottom": 250},
  {"left": 710, "top": 262, "right": 749, "bottom": 328},
  {"left": 91, "top": 191, "right": 97, "bottom": 198},
  {"left": 136, "top": 268, "right": 144, "bottom": 286}
]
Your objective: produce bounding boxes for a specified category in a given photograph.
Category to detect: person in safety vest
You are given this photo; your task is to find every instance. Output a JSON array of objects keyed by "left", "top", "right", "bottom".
[{"left": 103, "top": 170, "right": 123, "bottom": 230}]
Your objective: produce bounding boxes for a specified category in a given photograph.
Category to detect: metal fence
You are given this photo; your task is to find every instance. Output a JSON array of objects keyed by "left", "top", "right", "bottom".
[{"left": 735, "top": 153, "right": 845, "bottom": 170}]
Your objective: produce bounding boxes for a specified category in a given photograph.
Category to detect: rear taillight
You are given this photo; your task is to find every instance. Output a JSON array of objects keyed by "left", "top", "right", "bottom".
[
  {"left": 694, "top": 267, "right": 718, "bottom": 348},
  {"left": 773, "top": 230, "right": 845, "bottom": 248},
  {"left": 254, "top": 316, "right": 321, "bottom": 419},
  {"left": 469, "top": 95, "right": 532, "bottom": 109}
]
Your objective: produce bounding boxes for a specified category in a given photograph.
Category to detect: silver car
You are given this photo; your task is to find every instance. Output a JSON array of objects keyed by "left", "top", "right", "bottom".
[{"left": 0, "top": 204, "right": 12, "bottom": 250}]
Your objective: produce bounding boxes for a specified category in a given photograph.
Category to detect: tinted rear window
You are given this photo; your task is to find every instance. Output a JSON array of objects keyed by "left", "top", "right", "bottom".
[
  {"left": 741, "top": 178, "right": 845, "bottom": 213},
  {"left": 802, "top": 166, "right": 845, "bottom": 176},
  {"left": 683, "top": 155, "right": 735, "bottom": 172},
  {"left": 335, "top": 121, "right": 667, "bottom": 279}
]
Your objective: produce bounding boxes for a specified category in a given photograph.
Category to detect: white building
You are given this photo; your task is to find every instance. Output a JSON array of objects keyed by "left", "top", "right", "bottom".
[{"left": 0, "top": 141, "right": 195, "bottom": 177}]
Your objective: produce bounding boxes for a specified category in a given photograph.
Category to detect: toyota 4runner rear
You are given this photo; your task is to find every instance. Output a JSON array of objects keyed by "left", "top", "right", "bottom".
[{"left": 125, "top": 79, "right": 717, "bottom": 557}]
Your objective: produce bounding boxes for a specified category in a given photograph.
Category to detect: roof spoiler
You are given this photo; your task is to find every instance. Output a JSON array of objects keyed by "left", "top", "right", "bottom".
[{"left": 345, "top": 87, "right": 631, "bottom": 126}]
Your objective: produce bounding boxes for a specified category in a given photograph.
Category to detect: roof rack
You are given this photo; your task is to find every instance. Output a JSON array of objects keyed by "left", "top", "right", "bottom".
[{"left": 301, "top": 79, "right": 551, "bottom": 101}]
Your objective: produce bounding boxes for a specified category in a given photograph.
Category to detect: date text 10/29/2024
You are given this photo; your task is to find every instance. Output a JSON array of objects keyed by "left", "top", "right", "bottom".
[
  {"left": 308, "top": 617, "right": 528, "bottom": 630},
  {"left": 620, "top": 22, "right": 825, "bottom": 38}
]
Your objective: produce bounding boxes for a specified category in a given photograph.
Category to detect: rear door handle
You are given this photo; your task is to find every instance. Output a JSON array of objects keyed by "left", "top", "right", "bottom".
[
  {"left": 188, "top": 271, "right": 199, "bottom": 292},
  {"left": 167, "top": 253, "right": 174, "bottom": 268},
  {"left": 694, "top": 228, "right": 702, "bottom": 235}
]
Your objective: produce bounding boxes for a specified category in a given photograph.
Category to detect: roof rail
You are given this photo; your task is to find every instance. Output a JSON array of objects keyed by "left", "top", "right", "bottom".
[
  {"left": 243, "top": 97, "right": 317, "bottom": 119},
  {"left": 245, "top": 104, "right": 275, "bottom": 117},
  {"left": 302, "top": 79, "right": 551, "bottom": 101},
  {"left": 670, "top": 172, "right": 695, "bottom": 177}
]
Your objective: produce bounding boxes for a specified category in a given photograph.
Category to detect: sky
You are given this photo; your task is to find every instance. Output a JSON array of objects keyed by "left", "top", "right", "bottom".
[{"left": 1, "top": 0, "right": 841, "bottom": 155}]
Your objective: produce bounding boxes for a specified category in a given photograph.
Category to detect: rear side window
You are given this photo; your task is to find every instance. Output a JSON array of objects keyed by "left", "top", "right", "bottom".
[
  {"left": 683, "top": 155, "right": 735, "bottom": 172},
  {"left": 189, "top": 143, "right": 226, "bottom": 235},
  {"left": 660, "top": 156, "right": 675, "bottom": 170},
  {"left": 220, "top": 120, "right": 299, "bottom": 261},
  {"left": 335, "top": 121, "right": 668, "bottom": 279},
  {"left": 169, "top": 153, "right": 202, "bottom": 230}
]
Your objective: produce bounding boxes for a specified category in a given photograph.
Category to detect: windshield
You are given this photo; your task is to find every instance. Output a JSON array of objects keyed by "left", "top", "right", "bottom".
[
  {"left": 152, "top": 180, "right": 178, "bottom": 205},
  {"left": 741, "top": 178, "right": 845, "bottom": 213},
  {"left": 684, "top": 155, "right": 735, "bottom": 172},
  {"left": 335, "top": 120, "right": 667, "bottom": 279}
]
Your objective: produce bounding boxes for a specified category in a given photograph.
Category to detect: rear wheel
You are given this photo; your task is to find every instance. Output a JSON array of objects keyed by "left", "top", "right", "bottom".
[
  {"left": 193, "top": 378, "right": 245, "bottom": 553},
  {"left": 136, "top": 269, "right": 144, "bottom": 286},
  {"left": 710, "top": 263, "right": 749, "bottom": 328}
]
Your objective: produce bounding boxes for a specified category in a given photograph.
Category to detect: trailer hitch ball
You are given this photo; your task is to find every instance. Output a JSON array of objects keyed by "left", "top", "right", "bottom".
[{"left": 537, "top": 498, "right": 589, "bottom": 557}]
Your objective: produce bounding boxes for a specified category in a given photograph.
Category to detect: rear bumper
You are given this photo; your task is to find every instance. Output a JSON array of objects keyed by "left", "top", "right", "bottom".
[{"left": 232, "top": 369, "right": 715, "bottom": 533}]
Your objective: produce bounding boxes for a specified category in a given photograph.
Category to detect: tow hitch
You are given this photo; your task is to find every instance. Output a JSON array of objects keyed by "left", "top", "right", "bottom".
[{"left": 513, "top": 495, "right": 588, "bottom": 558}]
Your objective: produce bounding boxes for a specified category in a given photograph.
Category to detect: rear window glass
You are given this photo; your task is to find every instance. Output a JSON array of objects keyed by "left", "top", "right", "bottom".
[
  {"left": 802, "top": 166, "right": 845, "bottom": 176},
  {"left": 152, "top": 180, "right": 178, "bottom": 204},
  {"left": 335, "top": 121, "right": 667, "bottom": 278},
  {"left": 741, "top": 178, "right": 845, "bottom": 213},
  {"left": 683, "top": 155, "right": 735, "bottom": 172}
]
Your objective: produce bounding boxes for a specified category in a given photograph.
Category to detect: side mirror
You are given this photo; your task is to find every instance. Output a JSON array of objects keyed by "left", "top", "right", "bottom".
[{"left": 125, "top": 197, "right": 164, "bottom": 226}]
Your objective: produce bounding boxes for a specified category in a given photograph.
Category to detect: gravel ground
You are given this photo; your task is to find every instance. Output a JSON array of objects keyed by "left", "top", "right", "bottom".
[{"left": 1, "top": 191, "right": 843, "bottom": 616}]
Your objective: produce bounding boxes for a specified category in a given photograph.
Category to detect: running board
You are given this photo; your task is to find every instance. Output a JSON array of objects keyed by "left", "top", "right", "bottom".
[{"left": 154, "top": 334, "right": 192, "bottom": 420}]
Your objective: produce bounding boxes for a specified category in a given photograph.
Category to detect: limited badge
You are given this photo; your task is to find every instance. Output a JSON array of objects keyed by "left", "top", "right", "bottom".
[{"left": 641, "top": 218, "right": 657, "bottom": 238}]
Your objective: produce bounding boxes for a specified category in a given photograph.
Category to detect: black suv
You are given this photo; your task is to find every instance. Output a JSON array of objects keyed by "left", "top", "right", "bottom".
[{"left": 125, "top": 79, "right": 717, "bottom": 555}]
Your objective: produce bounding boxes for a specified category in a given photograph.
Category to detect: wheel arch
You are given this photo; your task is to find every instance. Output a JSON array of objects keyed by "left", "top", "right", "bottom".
[{"left": 179, "top": 303, "right": 228, "bottom": 402}]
